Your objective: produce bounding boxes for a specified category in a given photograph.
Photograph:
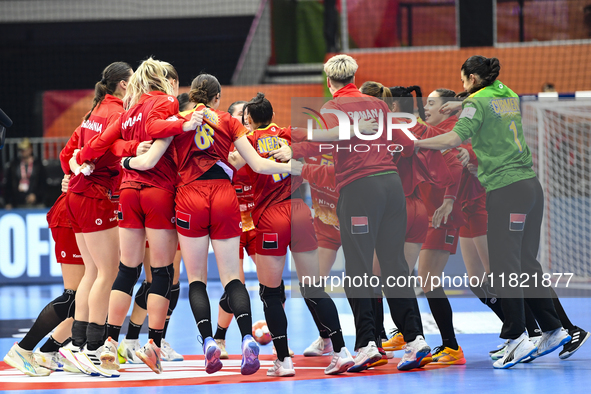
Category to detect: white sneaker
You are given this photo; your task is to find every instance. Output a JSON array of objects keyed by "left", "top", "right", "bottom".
[
  {"left": 530, "top": 328, "right": 571, "bottom": 360},
  {"left": 324, "top": 347, "right": 355, "bottom": 375},
  {"left": 74, "top": 345, "right": 120, "bottom": 377},
  {"left": 303, "top": 336, "right": 333, "bottom": 357},
  {"left": 33, "top": 350, "right": 63, "bottom": 371},
  {"left": 4, "top": 343, "right": 51, "bottom": 377},
  {"left": 161, "top": 339, "right": 184, "bottom": 361},
  {"left": 385, "top": 350, "right": 394, "bottom": 359},
  {"left": 215, "top": 339, "right": 229, "bottom": 359},
  {"left": 267, "top": 356, "right": 295, "bottom": 377},
  {"left": 99, "top": 337, "right": 120, "bottom": 370},
  {"left": 136, "top": 339, "right": 162, "bottom": 374},
  {"left": 489, "top": 340, "right": 510, "bottom": 360},
  {"left": 347, "top": 341, "right": 381, "bottom": 372},
  {"left": 520, "top": 335, "right": 542, "bottom": 363},
  {"left": 118, "top": 338, "right": 143, "bottom": 364},
  {"left": 492, "top": 332, "right": 537, "bottom": 369},
  {"left": 59, "top": 342, "right": 93, "bottom": 375},
  {"left": 397, "top": 335, "right": 432, "bottom": 371}
]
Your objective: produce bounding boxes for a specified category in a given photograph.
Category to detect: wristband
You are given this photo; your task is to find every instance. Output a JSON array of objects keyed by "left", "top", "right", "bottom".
[
  {"left": 74, "top": 167, "right": 81, "bottom": 176},
  {"left": 81, "top": 166, "right": 92, "bottom": 176},
  {"left": 123, "top": 157, "right": 134, "bottom": 170}
]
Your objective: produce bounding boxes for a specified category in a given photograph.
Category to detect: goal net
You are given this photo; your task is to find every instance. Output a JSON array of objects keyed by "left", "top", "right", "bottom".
[{"left": 522, "top": 99, "right": 591, "bottom": 279}]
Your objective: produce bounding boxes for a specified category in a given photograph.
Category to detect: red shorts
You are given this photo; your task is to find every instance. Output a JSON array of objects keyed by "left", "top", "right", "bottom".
[
  {"left": 240, "top": 229, "right": 257, "bottom": 259},
  {"left": 422, "top": 227, "right": 459, "bottom": 254},
  {"left": 118, "top": 186, "right": 176, "bottom": 230},
  {"left": 314, "top": 217, "right": 341, "bottom": 251},
  {"left": 406, "top": 194, "right": 428, "bottom": 244},
  {"left": 66, "top": 192, "right": 118, "bottom": 233},
  {"left": 460, "top": 196, "right": 488, "bottom": 238},
  {"left": 50, "top": 227, "right": 83, "bottom": 265},
  {"left": 256, "top": 199, "right": 318, "bottom": 256},
  {"left": 175, "top": 180, "right": 242, "bottom": 239}
]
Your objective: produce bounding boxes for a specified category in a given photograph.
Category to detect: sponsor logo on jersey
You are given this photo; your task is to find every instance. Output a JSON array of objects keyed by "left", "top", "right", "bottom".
[
  {"left": 351, "top": 216, "right": 369, "bottom": 234},
  {"left": 61, "top": 251, "right": 66, "bottom": 258},
  {"left": 73, "top": 254, "right": 82, "bottom": 258},
  {"left": 95, "top": 218, "right": 102, "bottom": 225},
  {"left": 168, "top": 96, "right": 175, "bottom": 102},
  {"left": 460, "top": 106, "right": 477, "bottom": 119}
]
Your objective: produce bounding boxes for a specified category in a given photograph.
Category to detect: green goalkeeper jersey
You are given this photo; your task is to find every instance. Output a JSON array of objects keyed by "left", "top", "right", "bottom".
[{"left": 453, "top": 80, "right": 536, "bottom": 192}]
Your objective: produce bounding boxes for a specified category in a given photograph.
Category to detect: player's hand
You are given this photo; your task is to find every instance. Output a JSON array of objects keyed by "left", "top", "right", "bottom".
[
  {"left": 183, "top": 110, "right": 204, "bottom": 131},
  {"left": 136, "top": 140, "right": 152, "bottom": 156},
  {"left": 79, "top": 162, "right": 95, "bottom": 176},
  {"left": 269, "top": 140, "right": 292, "bottom": 162},
  {"left": 61, "top": 174, "right": 71, "bottom": 193},
  {"left": 456, "top": 147, "right": 470, "bottom": 167},
  {"left": 439, "top": 101, "right": 462, "bottom": 115},
  {"left": 432, "top": 198, "right": 454, "bottom": 229},
  {"left": 356, "top": 117, "right": 379, "bottom": 135},
  {"left": 467, "top": 163, "right": 478, "bottom": 177},
  {"left": 289, "top": 159, "right": 304, "bottom": 176}
]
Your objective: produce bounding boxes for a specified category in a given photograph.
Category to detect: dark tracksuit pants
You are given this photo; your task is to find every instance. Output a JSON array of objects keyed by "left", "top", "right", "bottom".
[
  {"left": 337, "top": 173, "right": 424, "bottom": 349},
  {"left": 486, "top": 176, "right": 561, "bottom": 339}
]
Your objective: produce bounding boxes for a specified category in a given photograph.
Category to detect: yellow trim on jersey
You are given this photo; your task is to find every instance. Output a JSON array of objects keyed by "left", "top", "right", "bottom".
[
  {"left": 468, "top": 87, "right": 486, "bottom": 98},
  {"left": 256, "top": 123, "right": 279, "bottom": 131}
]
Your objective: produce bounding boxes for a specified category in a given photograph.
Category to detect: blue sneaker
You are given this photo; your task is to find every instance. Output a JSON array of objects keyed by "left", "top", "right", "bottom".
[
  {"left": 241, "top": 335, "right": 260, "bottom": 375},
  {"left": 203, "top": 337, "right": 223, "bottom": 374}
]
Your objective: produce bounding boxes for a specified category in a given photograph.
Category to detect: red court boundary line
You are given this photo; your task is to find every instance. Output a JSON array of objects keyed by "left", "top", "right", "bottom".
[{"left": 0, "top": 355, "right": 452, "bottom": 390}]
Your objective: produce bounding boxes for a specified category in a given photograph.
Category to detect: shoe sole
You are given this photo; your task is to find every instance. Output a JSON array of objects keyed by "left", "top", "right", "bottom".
[
  {"left": 100, "top": 352, "right": 120, "bottom": 371},
  {"left": 59, "top": 349, "right": 96, "bottom": 376},
  {"left": 559, "top": 331, "right": 590, "bottom": 360},
  {"left": 3, "top": 355, "right": 51, "bottom": 377},
  {"left": 325, "top": 359, "right": 355, "bottom": 375},
  {"left": 493, "top": 347, "right": 537, "bottom": 369},
  {"left": 205, "top": 345, "right": 223, "bottom": 374},
  {"left": 136, "top": 350, "right": 162, "bottom": 374},
  {"left": 367, "top": 358, "right": 388, "bottom": 368},
  {"left": 347, "top": 353, "right": 382, "bottom": 373},
  {"left": 397, "top": 348, "right": 431, "bottom": 371},
  {"left": 241, "top": 341, "right": 260, "bottom": 375},
  {"left": 383, "top": 346, "right": 405, "bottom": 351},
  {"left": 432, "top": 357, "right": 466, "bottom": 365},
  {"left": 267, "top": 369, "right": 296, "bottom": 377},
  {"left": 531, "top": 335, "right": 572, "bottom": 360}
]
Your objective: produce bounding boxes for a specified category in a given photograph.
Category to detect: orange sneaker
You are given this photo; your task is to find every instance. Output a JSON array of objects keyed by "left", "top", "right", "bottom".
[
  {"left": 382, "top": 331, "right": 406, "bottom": 351},
  {"left": 432, "top": 346, "right": 466, "bottom": 365}
]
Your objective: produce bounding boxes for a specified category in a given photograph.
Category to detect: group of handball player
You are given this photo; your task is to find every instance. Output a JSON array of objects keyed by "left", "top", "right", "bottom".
[{"left": 3, "top": 53, "right": 589, "bottom": 379}]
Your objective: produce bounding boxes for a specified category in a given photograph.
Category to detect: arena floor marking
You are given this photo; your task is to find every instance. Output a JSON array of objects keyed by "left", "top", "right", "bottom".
[{"left": 0, "top": 355, "right": 451, "bottom": 390}]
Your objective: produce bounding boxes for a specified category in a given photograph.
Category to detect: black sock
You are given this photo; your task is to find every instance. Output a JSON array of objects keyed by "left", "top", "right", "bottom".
[
  {"left": 426, "top": 287, "right": 458, "bottom": 350},
  {"left": 549, "top": 287, "right": 575, "bottom": 330},
  {"left": 18, "top": 303, "right": 64, "bottom": 351},
  {"left": 71, "top": 320, "right": 88, "bottom": 347},
  {"left": 149, "top": 328, "right": 164, "bottom": 348},
  {"left": 39, "top": 336, "right": 62, "bottom": 353},
  {"left": 127, "top": 321, "right": 142, "bottom": 340},
  {"left": 189, "top": 281, "right": 212, "bottom": 338},
  {"left": 225, "top": 279, "right": 252, "bottom": 339},
  {"left": 86, "top": 323, "right": 105, "bottom": 351},
  {"left": 373, "top": 297, "right": 385, "bottom": 345},
  {"left": 261, "top": 285, "right": 289, "bottom": 361},
  {"left": 524, "top": 302, "right": 542, "bottom": 337},
  {"left": 469, "top": 283, "right": 505, "bottom": 321},
  {"left": 163, "top": 318, "right": 170, "bottom": 339},
  {"left": 305, "top": 298, "right": 330, "bottom": 339},
  {"left": 214, "top": 324, "right": 228, "bottom": 340},
  {"left": 107, "top": 323, "right": 122, "bottom": 342}
]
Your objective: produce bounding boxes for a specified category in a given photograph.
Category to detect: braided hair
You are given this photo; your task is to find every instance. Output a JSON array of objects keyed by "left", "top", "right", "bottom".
[
  {"left": 389, "top": 85, "right": 426, "bottom": 121},
  {"left": 461, "top": 56, "right": 501, "bottom": 94}
]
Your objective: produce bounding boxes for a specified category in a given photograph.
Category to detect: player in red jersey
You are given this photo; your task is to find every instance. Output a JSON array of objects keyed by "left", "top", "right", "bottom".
[
  {"left": 228, "top": 92, "right": 354, "bottom": 377},
  {"left": 74, "top": 58, "right": 201, "bottom": 374}
]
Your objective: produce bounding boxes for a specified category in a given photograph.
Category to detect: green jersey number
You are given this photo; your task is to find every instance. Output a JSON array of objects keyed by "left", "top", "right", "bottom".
[{"left": 509, "top": 120, "right": 523, "bottom": 153}]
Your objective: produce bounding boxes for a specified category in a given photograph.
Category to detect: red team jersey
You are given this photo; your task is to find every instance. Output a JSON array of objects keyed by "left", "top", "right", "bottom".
[
  {"left": 246, "top": 123, "right": 301, "bottom": 225},
  {"left": 77, "top": 91, "right": 185, "bottom": 193},
  {"left": 174, "top": 103, "right": 248, "bottom": 186},
  {"left": 233, "top": 158, "right": 256, "bottom": 232}
]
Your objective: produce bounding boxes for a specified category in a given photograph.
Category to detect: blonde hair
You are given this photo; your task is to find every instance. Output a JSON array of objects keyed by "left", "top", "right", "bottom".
[
  {"left": 324, "top": 54, "right": 358, "bottom": 84},
  {"left": 360, "top": 81, "right": 392, "bottom": 99},
  {"left": 123, "top": 57, "right": 178, "bottom": 109}
]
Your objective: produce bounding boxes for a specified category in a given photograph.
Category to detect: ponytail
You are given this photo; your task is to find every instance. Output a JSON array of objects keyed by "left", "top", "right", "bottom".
[
  {"left": 389, "top": 85, "right": 426, "bottom": 121},
  {"left": 85, "top": 62, "right": 132, "bottom": 120}
]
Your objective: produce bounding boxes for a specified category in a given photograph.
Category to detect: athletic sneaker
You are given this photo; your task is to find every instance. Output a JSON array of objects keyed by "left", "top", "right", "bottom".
[
  {"left": 135, "top": 339, "right": 162, "bottom": 374},
  {"left": 267, "top": 356, "right": 295, "bottom": 377},
  {"left": 382, "top": 330, "right": 406, "bottom": 351},
  {"left": 347, "top": 341, "right": 382, "bottom": 372},
  {"left": 99, "top": 337, "right": 120, "bottom": 370},
  {"left": 161, "top": 339, "right": 184, "bottom": 361},
  {"left": 203, "top": 337, "right": 223, "bottom": 374},
  {"left": 529, "top": 327, "right": 571, "bottom": 360},
  {"left": 303, "top": 336, "right": 333, "bottom": 356},
  {"left": 368, "top": 347, "right": 388, "bottom": 368},
  {"left": 215, "top": 339, "right": 229, "bottom": 359},
  {"left": 325, "top": 347, "right": 355, "bottom": 375},
  {"left": 492, "top": 332, "right": 537, "bottom": 369},
  {"left": 397, "top": 335, "right": 432, "bottom": 371},
  {"left": 118, "top": 338, "right": 142, "bottom": 364},
  {"left": 489, "top": 340, "right": 509, "bottom": 360},
  {"left": 560, "top": 326, "right": 590, "bottom": 360},
  {"left": 520, "top": 335, "right": 542, "bottom": 363},
  {"left": 4, "top": 343, "right": 51, "bottom": 377},
  {"left": 240, "top": 335, "right": 260, "bottom": 375},
  {"left": 33, "top": 349, "right": 78, "bottom": 372},
  {"left": 432, "top": 345, "right": 466, "bottom": 365},
  {"left": 59, "top": 342, "right": 94, "bottom": 375},
  {"left": 74, "top": 345, "right": 120, "bottom": 377},
  {"left": 385, "top": 350, "right": 394, "bottom": 359}
]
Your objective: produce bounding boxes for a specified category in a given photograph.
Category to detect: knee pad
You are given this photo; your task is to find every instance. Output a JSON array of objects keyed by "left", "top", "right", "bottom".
[
  {"left": 259, "top": 284, "right": 283, "bottom": 308},
  {"left": 112, "top": 262, "right": 142, "bottom": 295},
  {"left": 168, "top": 282, "right": 180, "bottom": 316},
  {"left": 299, "top": 282, "right": 329, "bottom": 300},
  {"left": 218, "top": 290, "right": 233, "bottom": 314},
  {"left": 279, "top": 280, "right": 286, "bottom": 304},
  {"left": 150, "top": 264, "right": 174, "bottom": 299},
  {"left": 135, "top": 281, "right": 151, "bottom": 310},
  {"left": 52, "top": 289, "right": 76, "bottom": 320}
]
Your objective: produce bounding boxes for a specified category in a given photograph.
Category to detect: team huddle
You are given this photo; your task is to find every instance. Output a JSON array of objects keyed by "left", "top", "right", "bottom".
[{"left": 3, "top": 54, "right": 589, "bottom": 379}]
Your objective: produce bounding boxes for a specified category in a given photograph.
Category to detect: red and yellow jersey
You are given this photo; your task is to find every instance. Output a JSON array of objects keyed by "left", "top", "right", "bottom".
[
  {"left": 173, "top": 103, "right": 248, "bottom": 186},
  {"left": 232, "top": 129, "right": 256, "bottom": 232},
  {"left": 246, "top": 123, "right": 302, "bottom": 226},
  {"left": 303, "top": 154, "right": 339, "bottom": 227}
]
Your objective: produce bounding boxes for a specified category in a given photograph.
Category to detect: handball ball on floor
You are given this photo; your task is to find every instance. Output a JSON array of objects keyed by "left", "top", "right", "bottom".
[{"left": 252, "top": 320, "right": 272, "bottom": 345}]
